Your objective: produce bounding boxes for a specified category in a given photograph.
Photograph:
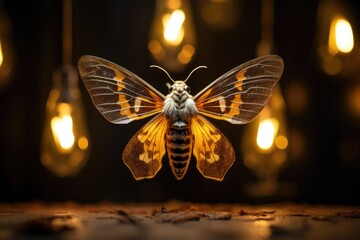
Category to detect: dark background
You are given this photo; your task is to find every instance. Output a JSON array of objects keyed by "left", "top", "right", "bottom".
[{"left": 1, "top": 0, "right": 360, "bottom": 204}]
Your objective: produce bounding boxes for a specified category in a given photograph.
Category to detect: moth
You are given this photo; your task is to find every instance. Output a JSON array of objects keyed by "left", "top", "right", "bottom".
[{"left": 78, "top": 55, "right": 284, "bottom": 181}]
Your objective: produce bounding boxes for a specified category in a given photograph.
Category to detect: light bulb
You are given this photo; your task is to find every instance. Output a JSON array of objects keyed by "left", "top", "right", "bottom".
[
  {"left": 316, "top": 0, "right": 358, "bottom": 75},
  {"left": 242, "top": 86, "right": 288, "bottom": 195},
  {"left": 0, "top": 4, "right": 15, "bottom": 88},
  {"left": 41, "top": 66, "right": 90, "bottom": 177},
  {"left": 149, "top": 0, "right": 196, "bottom": 72}
]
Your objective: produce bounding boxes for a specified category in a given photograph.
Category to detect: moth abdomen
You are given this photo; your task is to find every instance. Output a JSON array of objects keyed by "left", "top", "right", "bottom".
[
  {"left": 170, "top": 154, "right": 190, "bottom": 174},
  {"left": 170, "top": 147, "right": 190, "bottom": 154},
  {"left": 166, "top": 121, "right": 193, "bottom": 180}
]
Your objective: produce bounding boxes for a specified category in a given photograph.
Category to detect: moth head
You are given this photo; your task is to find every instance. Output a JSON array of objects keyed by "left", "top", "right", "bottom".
[
  {"left": 167, "top": 81, "right": 191, "bottom": 93},
  {"left": 150, "top": 65, "right": 207, "bottom": 93}
]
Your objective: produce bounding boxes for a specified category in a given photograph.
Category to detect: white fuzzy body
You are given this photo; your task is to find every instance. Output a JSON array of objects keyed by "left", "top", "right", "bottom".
[
  {"left": 162, "top": 81, "right": 197, "bottom": 121},
  {"left": 162, "top": 81, "right": 197, "bottom": 180}
]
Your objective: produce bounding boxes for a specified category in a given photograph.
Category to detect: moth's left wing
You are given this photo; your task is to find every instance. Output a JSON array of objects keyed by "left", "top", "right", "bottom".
[
  {"left": 78, "top": 55, "right": 165, "bottom": 124},
  {"left": 191, "top": 115, "right": 235, "bottom": 181},
  {"left": 122, "top": 114, "right": 168, "bottom": 180},
  {"left": 194, "top": 55, "right": 284, "bottom": 124}
]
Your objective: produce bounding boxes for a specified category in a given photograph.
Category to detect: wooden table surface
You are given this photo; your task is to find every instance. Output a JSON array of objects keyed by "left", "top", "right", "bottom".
[{"left": 0, "top": 201, "right": 359, "bottom": 240}]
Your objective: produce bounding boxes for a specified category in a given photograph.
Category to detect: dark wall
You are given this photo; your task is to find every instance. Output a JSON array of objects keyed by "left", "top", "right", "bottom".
[{"left": 1, "top": 0, "right": 360, "bottom": 204}]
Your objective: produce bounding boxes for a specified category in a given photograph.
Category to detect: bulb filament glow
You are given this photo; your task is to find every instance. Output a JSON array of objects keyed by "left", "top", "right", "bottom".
[
  {"left": 0, "top": 40, "right": 3, "bottom": 67},
  {"left": 51, "top": 113, "right": 75, "bottom": 151},
  {"left": 163, "top": 10, "right": 185, "bottom": 45},
  {"left": 256, "top": 118, "right": 279, "bottom": 150},
  {"left": 328, "top": 17, "right": 354, "bottom": 55}
]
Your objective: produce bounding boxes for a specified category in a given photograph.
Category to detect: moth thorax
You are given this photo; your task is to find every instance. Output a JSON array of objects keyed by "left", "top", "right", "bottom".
[
  {"left": 166, "top": 121, "right": 193, "bottom": 180},
  {"left": 163, "top": 93, "right": 197, "bottom": 121}
]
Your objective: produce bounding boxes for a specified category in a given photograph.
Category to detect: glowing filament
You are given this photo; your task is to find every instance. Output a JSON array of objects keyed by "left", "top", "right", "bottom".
[
  {"left": 0, "top": 40, "right": 3, "bottom": 67},
  {"left": 256, "top": 118, "right": 279, "bottom": 150},
  {"left": 329, "top": 17, "right": 354, "bottom": 54},
  {"left": 163, "top": 10, "right": 185, "bottom": 45},
  {"left": 51, "top": 111, "right": 75, "bottom": 150}
]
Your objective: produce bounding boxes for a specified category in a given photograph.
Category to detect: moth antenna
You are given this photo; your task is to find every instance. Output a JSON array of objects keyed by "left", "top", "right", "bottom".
[
  {"left": 184, "top": 66, "right": 207, "bottom": 82},
  {"left": 150, "top": 65, "right": 175, "bottom": 83}
]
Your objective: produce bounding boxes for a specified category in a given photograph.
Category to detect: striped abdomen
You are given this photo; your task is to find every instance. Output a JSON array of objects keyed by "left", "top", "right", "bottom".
[{"left": 166, "top": 121, "right": 193, "bottom": 180}]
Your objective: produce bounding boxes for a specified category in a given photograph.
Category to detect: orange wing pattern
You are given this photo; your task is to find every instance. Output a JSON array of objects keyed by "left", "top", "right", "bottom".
[
  {"left": 122, "top": 115, "right": 168, "bottom": 180},
  {"left": 78, "top": 55, "right": 165, "bottom": 124},
  {"left": 191, "top": 115, "right": 235, "bottom": 181},
  {"left": 194, "top": 55, "right": 283, "bottom": 124}
]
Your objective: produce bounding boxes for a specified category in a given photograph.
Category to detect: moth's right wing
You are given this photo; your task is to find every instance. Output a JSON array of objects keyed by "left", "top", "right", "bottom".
[
  {"left": 78, "top": 55, "right": 165, "bottom": 124},
  {"left": 122, "top": 114, "right": 168, "bottom": 180}
]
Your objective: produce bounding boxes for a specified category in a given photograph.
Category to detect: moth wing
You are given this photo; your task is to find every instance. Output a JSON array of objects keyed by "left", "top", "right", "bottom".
[
  {"left": 194, "top": 55, "right": 284, "bottom": 124},
  {"left": 191, "top": 115, "right": 235, "bottom": 181},
  {"left": 122, "top": 114, "right": 168, "bottom": 180},
  {"left": 78, "top": 55, "right": 165, "bottom": 124}
]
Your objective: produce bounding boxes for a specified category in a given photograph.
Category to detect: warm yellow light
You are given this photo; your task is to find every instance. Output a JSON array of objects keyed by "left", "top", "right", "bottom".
[
  {"left": 51, "top": 114, "right": 75, "bottom": 150},
  {"left": 0, "top": 39, "right": 3, "bottom": 67},
  {"left": 167, "top": 0, "right": 182, "bottom": 9},
  {"left": 41, "top": 66, "right": 90, "bottom": 177},
  {"left": 78, "top": 136, "right": 89, "bottom": 150},
  {"left": 177, "top": 44, "right": 195, "bottom": 64},
  {"left": 163, "top": 10, "right": 185, "bottom": 45},
  {"left": 149, "top": 0, "right": 196, "bottom": 72},
  {"left": 335, "top": 19, "right": 354, "bottom": 53},
  {"left": 50, "top": 103, "right": 75, "bottom": 151},
  {"left": 275, "top": 135, "right": 288, "bottom": 150},
  {"left": 148, "top": 40, "right": 166, "bottom": 61},
  {"left": 329, "top": 17, "right": 354, "bottom": 54},
  {"left": 256, "top": 118, "right": 279, "bottom": 150}
]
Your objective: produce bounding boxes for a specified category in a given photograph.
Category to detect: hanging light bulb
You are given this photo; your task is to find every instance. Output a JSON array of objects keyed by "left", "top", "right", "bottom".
[
  {"left": 148, "top": 0, "right": 196, "bottom": 72},
  {"left": 41, "top": 0, "right": 90, "bottom": 177},
  {"left": 41, "top": 66, "right": 90, "bottom": 177},
  {"left": 0, "top": 3, "right": 15, "bottom": 89},
  {"left": 242, "top": 0, "right": 289, "bottom": 197},
  {"left": 316, "top": 0, "right": 357, "bottom": 75},
  {"left": 242, "top": 87, "right": 288, "bottom": 192}
]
